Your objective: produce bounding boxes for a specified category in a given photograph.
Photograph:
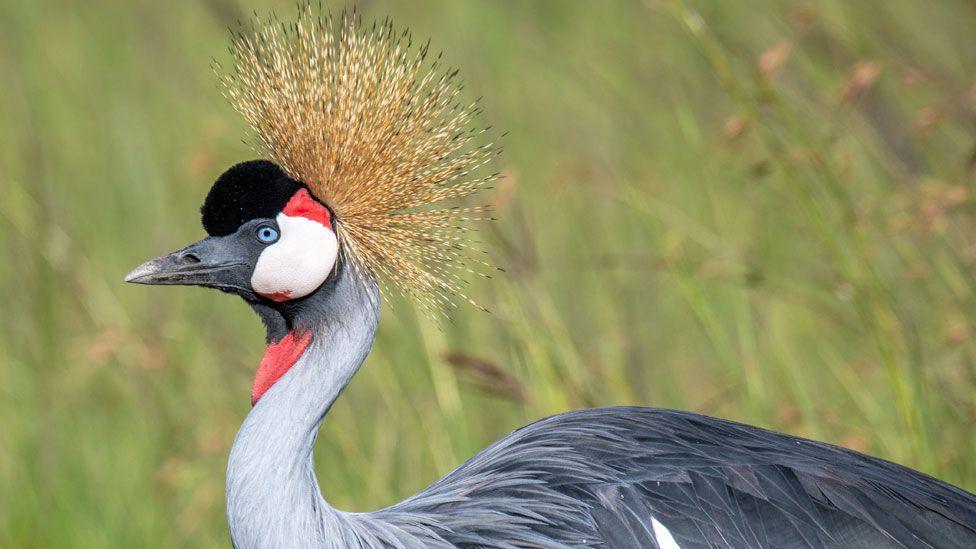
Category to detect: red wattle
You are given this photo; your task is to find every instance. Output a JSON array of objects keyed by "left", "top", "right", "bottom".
[
  {"left": 261, "top": 289, "right": 293, "bottom": 302},
  {"left": 281, "top": 188, "right": 332, "bottom": 229},
  {"left": 251, "top": 331, "right": 312, "bottom": 405}
]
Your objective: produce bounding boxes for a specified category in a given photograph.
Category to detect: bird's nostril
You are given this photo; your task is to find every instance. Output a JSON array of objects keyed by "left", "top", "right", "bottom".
[{"left": 181, "top": 252, "right": 201, "bottom": 264}]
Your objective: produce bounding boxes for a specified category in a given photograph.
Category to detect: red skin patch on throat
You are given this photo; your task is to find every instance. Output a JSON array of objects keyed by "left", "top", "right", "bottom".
[
  {"left": 251, "top": 331, "right": 313, "bottom": 405},
  {"left": 282, "top": 188, "right": 332, "bottom": 229},
  {"left": 261, "top": 289, "right": 292, "bottom": 302}
]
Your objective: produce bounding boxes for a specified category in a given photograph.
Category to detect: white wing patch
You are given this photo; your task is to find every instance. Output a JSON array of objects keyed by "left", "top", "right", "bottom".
[
  {"left": 651, "top": 515, "right": 680, "bottom": 549},
  {"left": 251, "top": 213, "right": 338, "bottom": 300}
]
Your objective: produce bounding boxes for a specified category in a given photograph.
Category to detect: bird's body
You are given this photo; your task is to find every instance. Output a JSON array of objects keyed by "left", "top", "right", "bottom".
[
  {"left": 125, "top": 7, "right": 976, "bottom": 548},
  {"left": 391, "top": 407, "right": 976, "bottom": 548},
  {"left": 221, "top": 263, "right": 976, "bottom": 548}
]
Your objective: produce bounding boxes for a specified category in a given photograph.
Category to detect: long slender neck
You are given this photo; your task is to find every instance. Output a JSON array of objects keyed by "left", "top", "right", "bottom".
[{"left": 226, "top": 264, "right": 379, "bottom": 548}]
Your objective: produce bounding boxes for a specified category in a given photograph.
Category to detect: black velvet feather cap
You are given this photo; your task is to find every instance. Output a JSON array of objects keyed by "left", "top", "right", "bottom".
[{"left": 201, "top": 160, "right": 304, "bottom": 236}]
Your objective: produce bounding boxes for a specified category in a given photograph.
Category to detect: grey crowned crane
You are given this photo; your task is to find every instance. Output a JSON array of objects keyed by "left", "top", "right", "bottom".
[{"left": 126, "top": 8, "right": 976, "bottom": 548}]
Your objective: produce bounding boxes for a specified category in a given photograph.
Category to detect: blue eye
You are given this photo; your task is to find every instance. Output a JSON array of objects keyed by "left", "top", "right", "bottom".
[{"left": 255, "top": 224, "right": 279, "bottom": 244}]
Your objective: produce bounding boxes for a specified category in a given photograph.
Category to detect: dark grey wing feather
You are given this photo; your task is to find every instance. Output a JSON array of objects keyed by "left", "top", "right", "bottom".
[{"left": 363, "top": 407, "right": 976, "bottom": 548}]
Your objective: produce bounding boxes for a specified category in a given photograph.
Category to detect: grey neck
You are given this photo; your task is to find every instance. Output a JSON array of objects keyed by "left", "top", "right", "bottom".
[{"left": 226, "top": 263, "right": 380, "bottom": 548}]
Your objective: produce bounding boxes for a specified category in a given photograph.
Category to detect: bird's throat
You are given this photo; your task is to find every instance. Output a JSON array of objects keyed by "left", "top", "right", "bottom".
[{"left": 251, "top": 330, "right": 312, "bottom": 405}]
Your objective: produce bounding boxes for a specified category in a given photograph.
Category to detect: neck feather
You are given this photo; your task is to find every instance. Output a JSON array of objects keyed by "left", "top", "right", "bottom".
[{"left": 226, "top": 263, "right": 380, "bottom": 548}]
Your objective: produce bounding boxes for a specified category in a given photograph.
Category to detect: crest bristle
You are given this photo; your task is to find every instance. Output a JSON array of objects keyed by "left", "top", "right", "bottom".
[{"left": 217, "top": 4, "right": 499, "bottom": 315}]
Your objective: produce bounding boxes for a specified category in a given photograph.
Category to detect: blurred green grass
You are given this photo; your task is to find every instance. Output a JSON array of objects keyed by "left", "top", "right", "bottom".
[{"left": 2, "top": 0, "right": 976, "bottom": 545}]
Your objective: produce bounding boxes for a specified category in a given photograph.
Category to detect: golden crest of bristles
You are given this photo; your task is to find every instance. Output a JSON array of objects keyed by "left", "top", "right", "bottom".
[{"left": 215, "top": 6, "right": 499, "bottom": 315}]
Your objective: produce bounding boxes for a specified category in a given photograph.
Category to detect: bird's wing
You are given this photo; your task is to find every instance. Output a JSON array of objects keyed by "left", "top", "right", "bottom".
[{"left": 370, "top": 407, "right": 976, "bottom": 548}]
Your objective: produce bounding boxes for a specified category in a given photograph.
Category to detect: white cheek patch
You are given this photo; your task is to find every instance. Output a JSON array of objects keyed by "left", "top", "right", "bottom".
[{"left": 251, "top": 213, "right": 338, "bottom": 301}]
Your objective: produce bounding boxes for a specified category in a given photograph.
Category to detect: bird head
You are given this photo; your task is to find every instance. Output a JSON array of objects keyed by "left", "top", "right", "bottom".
[
  {"left": 125, "top": 160, "right": 339, "bottom": 305},
  {"left": 125, "top": 7, "right": 498, "bottom": 320}
]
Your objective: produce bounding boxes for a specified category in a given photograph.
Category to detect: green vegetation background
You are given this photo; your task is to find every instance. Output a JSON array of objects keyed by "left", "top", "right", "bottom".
[{"left": 2, "top": 0, "right": 975, "bottom": 545}]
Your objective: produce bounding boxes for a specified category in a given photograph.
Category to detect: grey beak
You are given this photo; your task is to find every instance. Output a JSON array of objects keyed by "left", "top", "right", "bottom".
[
  {"left": 124, "top": 250, "right": 215, "bottom": 285},
  {"left": 125, "top": 237, "right": 252, "bottom": 293},
  {"left": 124, "top": 259, "right": 170, "bottom": 283}
]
